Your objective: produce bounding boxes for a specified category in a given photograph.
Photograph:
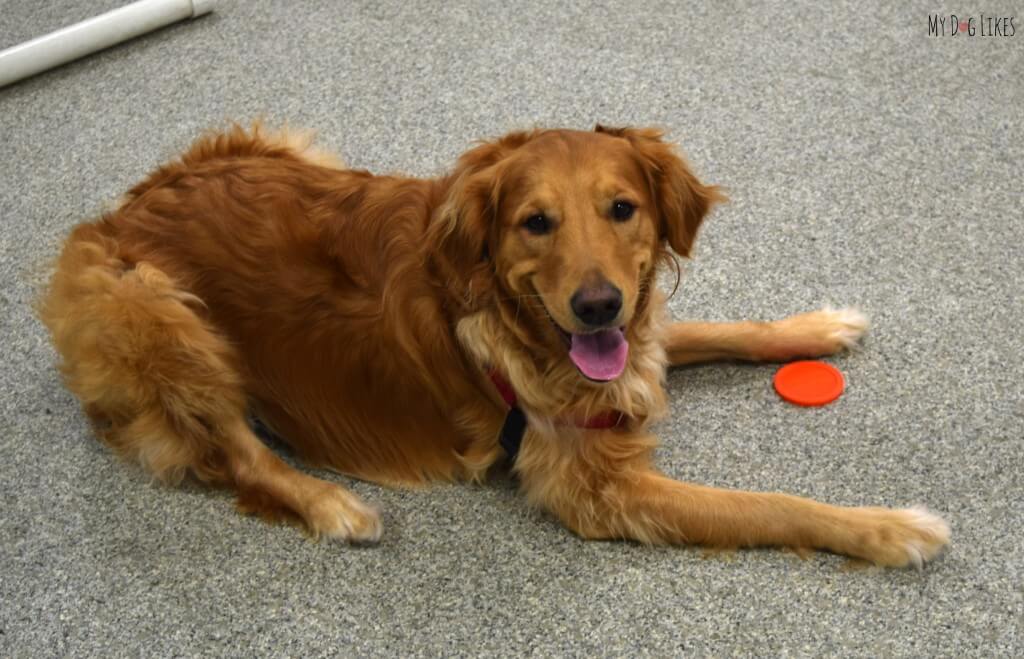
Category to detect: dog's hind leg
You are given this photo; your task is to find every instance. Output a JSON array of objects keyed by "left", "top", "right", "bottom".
[
  {"left": 39, "top": 223, "right": 381, "bottom": 542},
  {"left": 664, "top": 308, "right": 869, "bottom": 366},
  {"left": 221, "top": 418, "right": 382, "bottom": 542}
]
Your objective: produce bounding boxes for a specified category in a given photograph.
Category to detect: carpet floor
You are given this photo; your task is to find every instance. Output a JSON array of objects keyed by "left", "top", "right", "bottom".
[{"left": 1, "top": 1, "right": 1021, "bottom": 655}]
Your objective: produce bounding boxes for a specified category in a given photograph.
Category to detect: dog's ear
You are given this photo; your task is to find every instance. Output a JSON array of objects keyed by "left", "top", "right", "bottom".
[
  {"left": 429, "top": 130, "right": 537, "bottom": 309},
  {"left": 596, "top": 125, "right": 725, "bottom": 258}
]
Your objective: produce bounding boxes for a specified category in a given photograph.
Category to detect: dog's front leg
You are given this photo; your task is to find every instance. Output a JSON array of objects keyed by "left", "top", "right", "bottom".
[
  {"left": 665, "top": 307, "right": 869, "bottom": 366},
  {"left": 516, "top": 430, "right": 949, "bottom": 568}
]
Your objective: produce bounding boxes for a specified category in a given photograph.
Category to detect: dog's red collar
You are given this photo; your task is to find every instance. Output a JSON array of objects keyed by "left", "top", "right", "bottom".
[{"left": 487, "top": 370, "right": 625, "bottom": 430}]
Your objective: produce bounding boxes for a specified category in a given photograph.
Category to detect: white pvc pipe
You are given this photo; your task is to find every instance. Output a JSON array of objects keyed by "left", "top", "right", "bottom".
[{"left": 0, "top": 0, "right": 214, "bottom": 88}]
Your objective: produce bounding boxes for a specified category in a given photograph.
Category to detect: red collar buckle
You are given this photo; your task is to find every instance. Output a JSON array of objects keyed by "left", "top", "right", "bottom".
[{"left": 487, "top": 369, "right": 626, "bottom": 430}]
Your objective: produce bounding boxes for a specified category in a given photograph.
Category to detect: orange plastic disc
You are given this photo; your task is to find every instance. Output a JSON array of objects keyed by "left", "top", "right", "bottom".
[{"left": 773, "top": 361, "right": 845, "bottom": 407}]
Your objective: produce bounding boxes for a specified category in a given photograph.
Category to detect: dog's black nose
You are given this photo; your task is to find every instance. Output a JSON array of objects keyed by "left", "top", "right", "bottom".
[{"left": 571, "top": 282, "right": 623, "bottom": 328}]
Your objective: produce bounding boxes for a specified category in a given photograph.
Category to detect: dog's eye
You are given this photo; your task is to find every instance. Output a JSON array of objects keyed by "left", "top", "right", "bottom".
[
  {"left": 523, "top": 213, "right": 552, "bottom": 235},
  {"left": 611, "top": 200, "right": 635, "bottom": 222}
]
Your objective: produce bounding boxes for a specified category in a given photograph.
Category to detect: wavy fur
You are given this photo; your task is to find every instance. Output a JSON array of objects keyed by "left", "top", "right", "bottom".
[{"left": 38, "top": 124, "right": 949, "bottom": 565}]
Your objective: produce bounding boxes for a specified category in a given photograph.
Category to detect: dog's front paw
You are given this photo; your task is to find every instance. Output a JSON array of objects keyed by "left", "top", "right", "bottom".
[
  {"left": 846, "top": 506, "right": 951, "bottom": 568},
  {"left": 816, "top": 306, "right": 869, "bottom": 351},
  {"left": 758, "top": 307, "right": 869, "bottom": 361}
]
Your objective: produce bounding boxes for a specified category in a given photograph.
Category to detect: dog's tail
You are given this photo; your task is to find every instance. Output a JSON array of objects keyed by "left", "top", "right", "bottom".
[
  {"left": 37, "top": 221, "right": 244, "bottom": 483},
  {"left": 37, "top": 221, "right": 384, "bottom": 540}
]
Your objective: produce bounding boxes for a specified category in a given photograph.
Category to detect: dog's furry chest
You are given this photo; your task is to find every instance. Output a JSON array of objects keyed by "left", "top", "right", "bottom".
[{"left": 455, "top": 304, "right": 670, "bottom": 436}]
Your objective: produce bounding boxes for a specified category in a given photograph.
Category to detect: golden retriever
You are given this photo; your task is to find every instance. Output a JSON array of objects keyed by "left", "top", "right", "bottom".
[{"left": 39, "top": 124, "right": 949, "bottom": 567}]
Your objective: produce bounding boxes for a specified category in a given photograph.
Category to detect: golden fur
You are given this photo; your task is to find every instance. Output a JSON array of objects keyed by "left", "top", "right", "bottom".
[{"left": 39, "top": 123, "right": 949, "bottom": 566}]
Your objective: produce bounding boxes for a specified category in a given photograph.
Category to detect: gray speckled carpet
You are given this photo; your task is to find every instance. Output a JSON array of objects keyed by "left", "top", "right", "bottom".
[{"left": 2, "top": 1, "right": 1022, "bottom": 656}]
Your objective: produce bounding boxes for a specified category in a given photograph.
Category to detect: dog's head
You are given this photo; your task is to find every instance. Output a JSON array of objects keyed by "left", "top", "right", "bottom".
[{"left": 434, "top": 126, "right": 724, "bottom": 382}]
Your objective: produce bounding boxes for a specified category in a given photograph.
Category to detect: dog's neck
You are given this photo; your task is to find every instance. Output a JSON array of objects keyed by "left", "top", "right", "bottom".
[{"left": 455, "top": 293, "right": 669, "bottom": 435}]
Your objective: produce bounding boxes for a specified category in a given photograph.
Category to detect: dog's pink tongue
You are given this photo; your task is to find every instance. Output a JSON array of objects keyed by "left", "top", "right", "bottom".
[{"left": 569, "top": 329, "right": 629, "bottom": 381}]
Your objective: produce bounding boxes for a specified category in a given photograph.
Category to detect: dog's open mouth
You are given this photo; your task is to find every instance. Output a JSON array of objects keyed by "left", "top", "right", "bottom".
[
  {"left": 551, "top": 323, "right": 629, "bottom": 382},
  {"left": 569, "top": 328, "right": 629, "bottom": 382}
]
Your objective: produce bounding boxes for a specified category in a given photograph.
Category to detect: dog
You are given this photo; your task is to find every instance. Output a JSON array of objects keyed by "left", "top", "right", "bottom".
[{"left": 39, "top": 124, "right": 950, "bottom": 568}]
